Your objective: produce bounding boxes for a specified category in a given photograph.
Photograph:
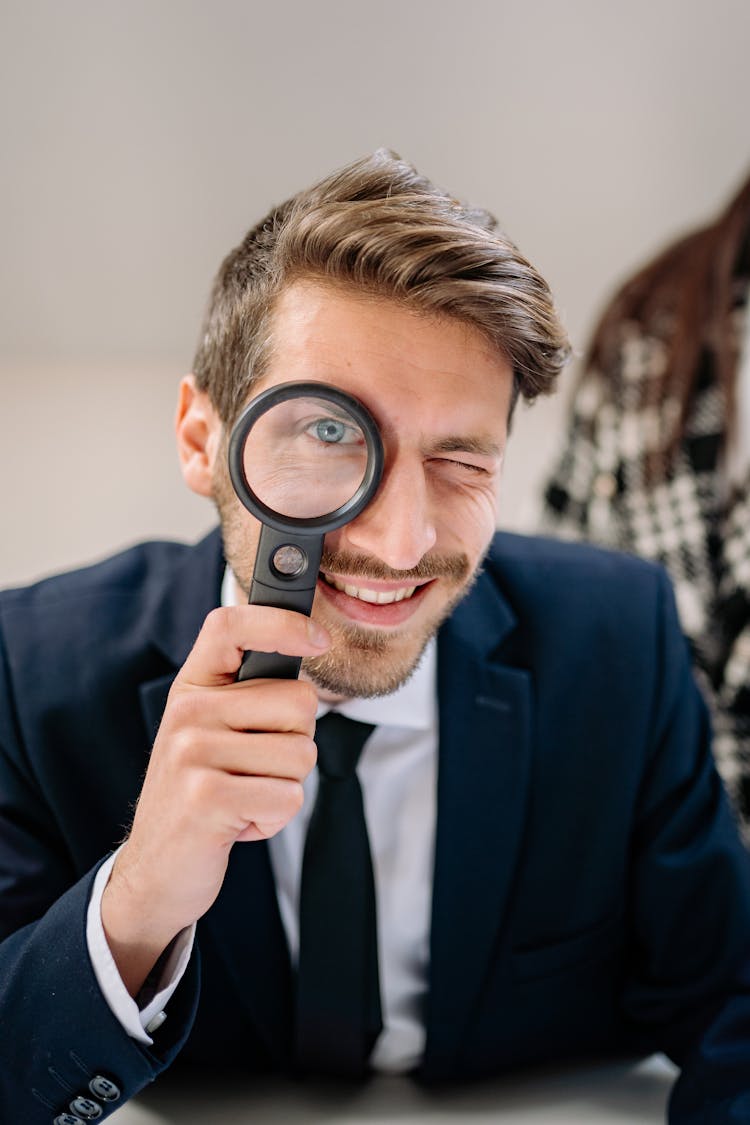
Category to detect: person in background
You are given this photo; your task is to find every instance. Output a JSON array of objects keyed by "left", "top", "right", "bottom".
[{"left": 542, "top": 171, "right": 750, "bottom": 836}]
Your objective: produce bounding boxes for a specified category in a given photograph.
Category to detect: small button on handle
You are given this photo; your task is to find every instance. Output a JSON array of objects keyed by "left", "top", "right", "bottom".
[{"left": 89, "top": 1076, "right": 121, "bottom": 1103}]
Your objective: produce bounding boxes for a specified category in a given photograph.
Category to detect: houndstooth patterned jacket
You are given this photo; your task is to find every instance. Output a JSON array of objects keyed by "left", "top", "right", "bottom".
[{"left": 541, "top": 285, "right": 750, "bottom": 837}]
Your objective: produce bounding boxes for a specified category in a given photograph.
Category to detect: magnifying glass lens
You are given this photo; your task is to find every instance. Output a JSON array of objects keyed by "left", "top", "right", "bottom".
[{"left": 241, "top": 395, "right": 370, "bottom": 518}]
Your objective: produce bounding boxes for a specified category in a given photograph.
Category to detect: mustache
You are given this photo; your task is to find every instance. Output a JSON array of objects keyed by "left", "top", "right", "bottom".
[{"left": 319, "top": 549, "right": 471, "bottom": 583}]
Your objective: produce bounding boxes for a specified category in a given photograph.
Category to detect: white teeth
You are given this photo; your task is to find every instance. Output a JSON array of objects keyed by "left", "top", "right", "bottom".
[{"left": 326, "top": 576, "right": 417, "bottom": 604}]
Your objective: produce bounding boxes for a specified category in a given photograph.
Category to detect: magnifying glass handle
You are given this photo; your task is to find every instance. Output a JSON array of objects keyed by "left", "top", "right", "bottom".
[{"left": 237, "top": 525, "right": 324, "bottom": 682}]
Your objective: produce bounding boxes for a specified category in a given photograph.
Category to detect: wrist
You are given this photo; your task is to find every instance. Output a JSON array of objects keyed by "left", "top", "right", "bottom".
[{"left": 100, "top": 855, "right": 181, "bottom": 999}]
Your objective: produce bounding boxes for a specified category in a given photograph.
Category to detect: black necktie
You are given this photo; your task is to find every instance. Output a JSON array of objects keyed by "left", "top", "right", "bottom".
[{"left": 295, "top": 711, "right": 383, "bottom": 1076}]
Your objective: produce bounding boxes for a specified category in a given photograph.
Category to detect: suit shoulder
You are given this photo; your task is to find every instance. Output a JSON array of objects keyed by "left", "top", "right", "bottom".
[
  {"left": 0, "top": 537, "right": 218, "bottom": 671},
  {"left": 0, "top": 533, "right": 222, "bottom": 737},
  {"left": 1, "top": 527, "right": 222, "bottom": 642},
  {"left": 1, "top": 539, "right": 193, "bottom": 615},
  {"left": 488, "top": 530, "right": 666, "bottom": 586},
  {"left": 484, "top": 531, "right": 671, "bottom": 623}
]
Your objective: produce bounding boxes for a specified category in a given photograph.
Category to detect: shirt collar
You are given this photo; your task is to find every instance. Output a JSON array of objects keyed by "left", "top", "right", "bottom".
[
  {"left": 221, "top": 565, "right": 436, "bottom": 732},
  {"left": 327, "top": 640, "right": 436, "bottom": 731}
]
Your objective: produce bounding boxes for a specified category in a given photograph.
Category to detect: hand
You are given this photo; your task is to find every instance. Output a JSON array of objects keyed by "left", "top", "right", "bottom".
[{"left": 101, "top": 605, "right": 329, "bottom": 996}]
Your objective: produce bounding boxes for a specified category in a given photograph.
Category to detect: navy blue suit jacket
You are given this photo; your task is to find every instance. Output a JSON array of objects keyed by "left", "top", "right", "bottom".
[{"left": 1, "top": 529, "right": 750, "bottom": 1123}]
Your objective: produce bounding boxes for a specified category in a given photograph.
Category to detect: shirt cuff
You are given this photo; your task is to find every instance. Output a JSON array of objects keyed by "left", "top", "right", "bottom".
[{"left": 86, "top": 848, "right": 196, "bottom": 1044}]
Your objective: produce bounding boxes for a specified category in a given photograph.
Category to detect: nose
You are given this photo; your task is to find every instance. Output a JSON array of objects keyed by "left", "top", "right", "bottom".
[{"left": 340, "top": 454, "right": 437, "bottom": 571}]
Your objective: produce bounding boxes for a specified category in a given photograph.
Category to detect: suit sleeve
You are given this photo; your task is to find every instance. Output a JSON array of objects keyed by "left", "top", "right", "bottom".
[
  {"left": 0, "top": 624, "right": 201, "bottom": 1123},
  {"left": 624, "top": 569, "right": 750, "bottom": 1123}
]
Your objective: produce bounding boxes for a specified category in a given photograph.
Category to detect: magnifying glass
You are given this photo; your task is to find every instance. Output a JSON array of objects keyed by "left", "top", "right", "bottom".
[{"left": 228, "top": 382, "right": 384, "bottom": 681}]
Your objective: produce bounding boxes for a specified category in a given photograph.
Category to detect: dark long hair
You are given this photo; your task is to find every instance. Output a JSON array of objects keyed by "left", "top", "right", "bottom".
[{"left": 586, "top": 168, "right": 750, "bottom": 474}]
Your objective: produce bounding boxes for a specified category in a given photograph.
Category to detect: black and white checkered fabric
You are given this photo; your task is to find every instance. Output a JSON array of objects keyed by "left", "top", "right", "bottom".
[{"left": 541, "top": 287, "right": 750, "bottom": 839}]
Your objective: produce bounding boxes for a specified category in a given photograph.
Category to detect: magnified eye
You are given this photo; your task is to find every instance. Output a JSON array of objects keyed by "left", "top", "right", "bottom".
[
  {"left": 309, "top": 417, "right": 361, "bottom": 444},
  {"left": 316, "top": 418, "right": 345, "bottom": 443}
]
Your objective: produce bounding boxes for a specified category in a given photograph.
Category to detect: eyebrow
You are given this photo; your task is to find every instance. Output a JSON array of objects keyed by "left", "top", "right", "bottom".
[{"left": 428, "top": 435, "right": 505, "bottom": 459}]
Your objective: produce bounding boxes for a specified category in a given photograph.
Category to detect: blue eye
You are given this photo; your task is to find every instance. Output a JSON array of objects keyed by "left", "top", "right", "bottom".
[{"left": 315, "top": 418, "right": 347, "bottom": 443}]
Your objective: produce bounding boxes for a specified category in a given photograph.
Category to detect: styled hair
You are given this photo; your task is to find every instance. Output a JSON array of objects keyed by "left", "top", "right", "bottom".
[
  {"left": 586, "top": 167, "right": 750, "bottom": 471},
  {"left": 193, "top": 150, "right": 570, "bottom": 424}
]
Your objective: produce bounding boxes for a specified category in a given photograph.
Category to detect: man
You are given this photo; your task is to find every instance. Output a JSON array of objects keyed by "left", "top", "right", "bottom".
[{"left": 1, "top": 151, "right": 749, "bottom": 1125}]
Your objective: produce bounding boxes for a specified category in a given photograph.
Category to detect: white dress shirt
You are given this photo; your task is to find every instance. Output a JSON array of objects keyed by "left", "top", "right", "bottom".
[{"left": 87, "top": 568, "right": 438, "bottom": 1073}]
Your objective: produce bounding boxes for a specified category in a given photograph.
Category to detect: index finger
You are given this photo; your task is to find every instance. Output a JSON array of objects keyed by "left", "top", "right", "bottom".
[{"left": 179, "top": 605, "right": 330, "bottom": 688}]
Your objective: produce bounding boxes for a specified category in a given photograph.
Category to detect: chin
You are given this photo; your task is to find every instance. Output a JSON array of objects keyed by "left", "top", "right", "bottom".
[{"left": 302, "top": 632, "right": 428, "bottom": 699}]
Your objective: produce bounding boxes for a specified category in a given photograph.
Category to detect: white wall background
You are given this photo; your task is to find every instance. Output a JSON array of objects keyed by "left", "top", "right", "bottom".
[{"left": 1, "top": 0, "right": 749, "bottom": 587}]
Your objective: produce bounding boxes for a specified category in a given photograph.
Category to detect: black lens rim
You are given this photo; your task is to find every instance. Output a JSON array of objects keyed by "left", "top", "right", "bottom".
[{"left": 227, "top": 382, "right": 384, "bottom": 533}]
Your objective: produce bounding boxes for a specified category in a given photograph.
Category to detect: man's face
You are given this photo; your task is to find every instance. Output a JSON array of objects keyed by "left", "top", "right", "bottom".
[{"left": 212, "top": 280, "right": 513, "bottom": 699}]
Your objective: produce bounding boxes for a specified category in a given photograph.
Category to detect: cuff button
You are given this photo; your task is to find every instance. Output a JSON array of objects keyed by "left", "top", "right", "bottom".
[
  {"left": 54, "top": 1115, "right": 85, "bottom": 1125},
  {"left": 69, "top": 1097, "right": 102, "bottom": 1120},
  {"left": 89, "top": 1076, "right": 121, "bottom": 1103}
]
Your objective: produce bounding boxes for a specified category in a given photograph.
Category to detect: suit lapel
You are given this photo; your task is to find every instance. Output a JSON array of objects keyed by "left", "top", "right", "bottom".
[{"left": 423, "top": 569, "right": 533, "bottom": 1077}]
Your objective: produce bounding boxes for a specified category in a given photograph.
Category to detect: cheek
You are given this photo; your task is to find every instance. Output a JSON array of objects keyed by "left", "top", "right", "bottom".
[
  {"left": 435, "top": 484, "right": 498, "bottom": 555},
  {"left": 215, "top": 493, "right": 264, "bottom": 591}
]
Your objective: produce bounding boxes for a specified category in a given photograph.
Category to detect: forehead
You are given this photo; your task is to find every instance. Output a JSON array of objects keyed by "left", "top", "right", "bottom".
[{"left": 256, "top": 280, "right": 514, "bottom": 437}]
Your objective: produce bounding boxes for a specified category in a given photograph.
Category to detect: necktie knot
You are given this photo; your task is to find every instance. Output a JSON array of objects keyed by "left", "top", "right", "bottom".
[{"left": 314, "top": 711, "right": 375, "bottom": 781}]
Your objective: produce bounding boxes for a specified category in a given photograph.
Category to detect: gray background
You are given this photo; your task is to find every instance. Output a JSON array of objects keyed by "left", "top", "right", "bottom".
[{"left": 2, "top": 0, "right": 749, "bottom": 587}]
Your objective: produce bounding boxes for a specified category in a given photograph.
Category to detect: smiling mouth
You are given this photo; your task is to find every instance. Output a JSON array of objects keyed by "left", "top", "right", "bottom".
[{"left": 319, "top": 572, "right": 430, "bottom": 605}]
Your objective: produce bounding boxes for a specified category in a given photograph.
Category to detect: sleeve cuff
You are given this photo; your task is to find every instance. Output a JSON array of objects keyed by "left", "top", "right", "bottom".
[{"left": 86, "top": 848, "right": 196, "bottom": 1044}]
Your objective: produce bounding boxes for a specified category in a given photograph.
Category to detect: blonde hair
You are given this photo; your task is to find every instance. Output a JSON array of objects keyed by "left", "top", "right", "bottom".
[{"left": 193, "top": 149, "right": 570, "bottom": 423}]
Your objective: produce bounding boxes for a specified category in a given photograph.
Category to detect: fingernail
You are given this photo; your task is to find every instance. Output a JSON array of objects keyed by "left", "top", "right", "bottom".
[{"left": 307, "top": 620, "right": 329, "bottom": 648}]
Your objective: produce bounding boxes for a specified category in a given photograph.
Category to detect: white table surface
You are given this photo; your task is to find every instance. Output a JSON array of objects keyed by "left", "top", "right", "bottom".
[{"left": 110, "top": 1055, "right": 677, "bottom": 1124}]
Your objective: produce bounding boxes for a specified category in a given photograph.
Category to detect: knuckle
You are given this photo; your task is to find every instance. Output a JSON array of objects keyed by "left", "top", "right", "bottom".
[
  {"left": 297, "top": 679, "right": 319, "bottom": 710},
  {"left": 296, "top": 735, "right": 318, "bottom": 775},
  {"left": 203, "top": 605, "right": 227, "bottom": 637},
  {"left": 286, "top": 780, "right": 305, "bottom": 815},
  {"left": 291, "top": 680, "right": 319, "bottom": 724},
  {"left": 184, "top": 767, "right": 218, "bottom": 809},
  {"left": 204, "top": 605, "right": 241, "bottom": 649},
  {"left": 167, "top": 688, "right": 205, "bottom": 731},
  {"left": 169, "top": 726, "right": 201, "bottom": 767}
]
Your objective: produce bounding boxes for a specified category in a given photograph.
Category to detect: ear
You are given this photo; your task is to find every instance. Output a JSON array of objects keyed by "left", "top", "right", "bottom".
[{"left": 175, "top": 375, "right": 222, "bottom": 497}]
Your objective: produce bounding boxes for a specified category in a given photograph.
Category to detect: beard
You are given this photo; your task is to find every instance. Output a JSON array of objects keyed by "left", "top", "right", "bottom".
[
  {"left": 213, "top": 462, "right": 480, "bottom": 698},
  {"left": 301, "top": 548, "right": 476, "bottom": 698}
]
